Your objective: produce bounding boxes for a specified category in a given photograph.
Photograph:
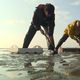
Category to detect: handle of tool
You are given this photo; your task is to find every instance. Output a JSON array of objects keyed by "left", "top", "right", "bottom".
[{"left": 40, "top": 29, "right": 54, "bottom": 47}]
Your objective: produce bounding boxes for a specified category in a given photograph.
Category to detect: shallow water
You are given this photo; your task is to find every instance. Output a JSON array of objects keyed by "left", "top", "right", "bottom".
[{"left": 0, "top": 49, "right": 80, "bottom": 80}]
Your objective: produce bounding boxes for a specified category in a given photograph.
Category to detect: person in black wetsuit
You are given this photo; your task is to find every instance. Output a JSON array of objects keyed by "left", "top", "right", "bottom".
[{"left": 23, "top": 3, "right": 55, "bottom": 51}]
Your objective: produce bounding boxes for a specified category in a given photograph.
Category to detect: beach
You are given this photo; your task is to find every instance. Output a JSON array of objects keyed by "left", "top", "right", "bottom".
[{"left": 0, "top": 48, "right": 80, "bottom": 80}]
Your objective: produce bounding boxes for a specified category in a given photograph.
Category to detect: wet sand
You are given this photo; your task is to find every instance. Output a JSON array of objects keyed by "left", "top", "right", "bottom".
[{"left": 0, "top": 49, "right": 80, "bottom": 80}]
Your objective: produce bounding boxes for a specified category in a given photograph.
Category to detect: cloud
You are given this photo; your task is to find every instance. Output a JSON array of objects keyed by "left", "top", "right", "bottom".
[
  {"left": 69, "top": 0, "right": 80, "bottom": 6},
  {"left": 24, "top": 0, "right": 40, "bottom": 5},
  {"left": 55, "top": 7, "right": 71, "bottom": 22},
  {"left": 54, "top": 6, "right": 71, "bottom": 36},
  {"left": 24, "top": 0, "right": 54, "bottom": 6}
]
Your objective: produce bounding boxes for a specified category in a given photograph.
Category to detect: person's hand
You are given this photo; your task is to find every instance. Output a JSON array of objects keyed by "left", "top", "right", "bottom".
[
  {"left": 40, "top": 28, "right": 45, "bottom": 35},
  {"left": 53, "top": 48, "right": 58, "bottom": 55}
]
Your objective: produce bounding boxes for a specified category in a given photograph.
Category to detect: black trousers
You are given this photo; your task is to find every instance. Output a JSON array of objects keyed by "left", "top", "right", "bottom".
[
  {"left": 23, "top": 24, "right": 37, "bottom": 48},
  {"left": 23, "top": 24, "right": 55, "bottom": 50}
]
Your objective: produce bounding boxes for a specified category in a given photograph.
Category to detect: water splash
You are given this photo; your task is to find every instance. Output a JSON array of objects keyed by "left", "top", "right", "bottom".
[{"left": 9, "top": 45, "right": 18, "bottom": 53}]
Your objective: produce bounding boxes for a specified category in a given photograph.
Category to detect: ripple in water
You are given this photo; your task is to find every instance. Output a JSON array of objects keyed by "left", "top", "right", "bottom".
[{"left": 0, "top": 50, "right": 80, "bottom": 80}]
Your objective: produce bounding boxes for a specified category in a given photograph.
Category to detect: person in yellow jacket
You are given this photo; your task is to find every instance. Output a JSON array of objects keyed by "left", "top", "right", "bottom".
[{"left": 54, "top": 20, "right": 80, "bottom": 54}]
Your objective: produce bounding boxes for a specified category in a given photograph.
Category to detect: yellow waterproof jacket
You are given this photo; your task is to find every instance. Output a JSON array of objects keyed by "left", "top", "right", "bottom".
[{"left": 64, "top": 20, "right": 80, "bottom": 40}]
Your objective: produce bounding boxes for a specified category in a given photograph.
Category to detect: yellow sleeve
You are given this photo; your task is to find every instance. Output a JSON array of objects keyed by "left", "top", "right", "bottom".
[
  {"left": 64, "top": 24, "right": 75, "bottom": 39},
  {"left": 64, "top": 28, "right": 68, "bottom": 35},
  {"left": 64, "top": 24, "right": 72, "bottom": 35},
  {"left": 64, "top": 20, "right": 78, "bottom": 40}
]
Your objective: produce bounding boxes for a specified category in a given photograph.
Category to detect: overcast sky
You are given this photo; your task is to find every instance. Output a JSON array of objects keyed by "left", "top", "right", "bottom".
[{"left": 0, "top": 0, "right": 80, "bottom": 48}]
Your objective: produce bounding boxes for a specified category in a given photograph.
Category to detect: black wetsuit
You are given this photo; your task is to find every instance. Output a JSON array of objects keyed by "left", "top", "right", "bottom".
[{"left": 23, "top": 4, "right": 55, "bottom": 50}]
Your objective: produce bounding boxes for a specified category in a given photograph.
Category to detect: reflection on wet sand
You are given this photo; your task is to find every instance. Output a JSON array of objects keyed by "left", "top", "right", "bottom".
[
  {"left": 65, "top": 69, "right": 80, "bottom": 77},
  {"left": 55, "top": 52, "right": 80, "bottom": 77},
  {"left": 24, "top": 55, "right": 54, "bottom": 80},
  {"left": 0, "top": 49, "right": 80, "bottom": 80}
]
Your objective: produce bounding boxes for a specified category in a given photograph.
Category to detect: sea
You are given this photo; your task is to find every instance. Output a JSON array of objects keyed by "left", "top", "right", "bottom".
[{"left": 0, "top": 48, "right": 80, "bottom": 80}]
